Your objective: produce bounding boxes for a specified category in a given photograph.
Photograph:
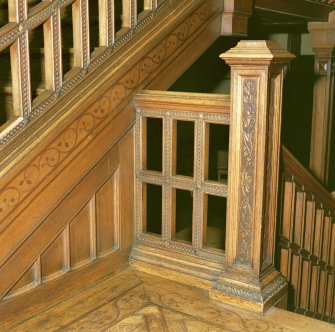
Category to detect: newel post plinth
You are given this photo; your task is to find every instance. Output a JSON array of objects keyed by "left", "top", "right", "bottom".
[{"left": 210, "top": 41, "right": 294, "bottom": 312}]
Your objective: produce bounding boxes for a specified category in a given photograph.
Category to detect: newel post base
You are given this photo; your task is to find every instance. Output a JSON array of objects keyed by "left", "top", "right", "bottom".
[{"left": 209, "top": 41, "right": 294, "bottom": 313}]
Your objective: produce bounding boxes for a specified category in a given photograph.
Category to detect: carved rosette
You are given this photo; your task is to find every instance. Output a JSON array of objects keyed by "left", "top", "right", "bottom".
[{"left": 235, "top": 79, "right": 257, "bottom": 266}]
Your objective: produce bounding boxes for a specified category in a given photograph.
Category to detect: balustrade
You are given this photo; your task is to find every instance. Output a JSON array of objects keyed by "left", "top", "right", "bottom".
[
  {"left": 0, "top": 0, "right": 170, "bottom": 143},
  {"left": 279, "top": 146, "right": 335, "bottom": 322}
]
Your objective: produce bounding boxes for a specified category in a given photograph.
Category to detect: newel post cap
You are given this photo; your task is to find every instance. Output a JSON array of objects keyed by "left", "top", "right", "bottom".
[{"left": 220, "top": 40, "right": 295, "bottom": 66}]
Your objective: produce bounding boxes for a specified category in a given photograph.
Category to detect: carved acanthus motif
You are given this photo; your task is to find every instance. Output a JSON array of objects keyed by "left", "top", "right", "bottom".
[{"left": 235, "top": 79, "right": 257, "bottom": 266}]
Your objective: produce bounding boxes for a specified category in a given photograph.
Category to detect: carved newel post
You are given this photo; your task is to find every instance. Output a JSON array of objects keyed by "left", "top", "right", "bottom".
[
  {"left": 210, "top": 41, "right": 294, "bottom": 312},
  {"left": 308, "top": 12, "right": 335, "bottom": 189}
]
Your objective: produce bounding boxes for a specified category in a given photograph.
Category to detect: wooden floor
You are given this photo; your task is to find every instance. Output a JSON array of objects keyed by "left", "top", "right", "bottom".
[{"left": 2, "top": 269, "right": 335, "bottom": 331}]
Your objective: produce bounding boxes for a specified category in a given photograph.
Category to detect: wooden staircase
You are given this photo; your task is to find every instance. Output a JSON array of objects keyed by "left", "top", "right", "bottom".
[{"left": 1, "top": 0, "right": 335, "bottom": 329}]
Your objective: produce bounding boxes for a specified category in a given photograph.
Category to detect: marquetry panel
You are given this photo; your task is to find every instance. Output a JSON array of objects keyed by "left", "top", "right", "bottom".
[
  {"left": 279, "top": 147, "right": 335, "bottom": 323},
  {"left": 135, "top": 91, "right": 230, "bottom": 263},
  {"left": 0, "top": 0, "right": 179, "bottom": 142}
]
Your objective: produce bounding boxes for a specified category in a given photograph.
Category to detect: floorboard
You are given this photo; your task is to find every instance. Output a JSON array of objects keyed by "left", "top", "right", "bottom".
[{"left": 5, "top": 269, "right": 335, "bottom": 331}]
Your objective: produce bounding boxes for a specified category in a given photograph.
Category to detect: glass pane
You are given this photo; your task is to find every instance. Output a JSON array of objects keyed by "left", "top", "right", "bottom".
[
  {"left": 204, "top": 195, "right": 226, "bottom": 250},
  {"left": 207, "top": 123, "right": 229, "bottom": 182},
  {"left": 173, "top": 189, "right": 193, "bottom": 244},
  {"left": 175, "top": 120, "right": 194, "bottom": 177},
  {"left": 146, "top": 117, "right": 163, "bottom": 172},
  {"left": 145, "top": 183, "right": 162, "bottom": 236}
]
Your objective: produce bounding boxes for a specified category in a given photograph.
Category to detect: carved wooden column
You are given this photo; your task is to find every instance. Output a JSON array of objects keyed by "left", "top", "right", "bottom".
[
  {"left": 210, "top": 41, "right": 294, "bottom": 313},
  {"left": 221, "top": 0, "right": 253, "bottom": 36},
  {"left": 308, "top": 12, "right": 335, "bottom": 189}
]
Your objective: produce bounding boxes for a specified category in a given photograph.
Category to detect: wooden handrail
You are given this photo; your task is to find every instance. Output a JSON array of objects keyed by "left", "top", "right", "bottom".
[{"left": 282, "top": 145, "right": 335, "bottom": 215}]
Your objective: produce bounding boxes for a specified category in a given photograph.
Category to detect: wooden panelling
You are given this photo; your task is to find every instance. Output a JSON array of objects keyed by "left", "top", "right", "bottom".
[
  {"left": 0, "top": 0, "right": 223, "bottom": 241},
  {"left": 0, "top": 127, "right": 134, "bottom": 326},
  {"left": 41, "top": 231, "right": 65, "bottom": 281},
  {"left": 8, "top": 263, "right": 38, "bottom": 297},
  {"left": 96, "top": 172, "right": 119, "bottom": 256},
  {"left": 70, "top": 200, "right": 94, "bottom": 268}
]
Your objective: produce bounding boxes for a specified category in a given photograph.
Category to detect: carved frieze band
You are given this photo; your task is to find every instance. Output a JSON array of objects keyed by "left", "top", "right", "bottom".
[
  {"left": 213, "top": 275, "right": 287, "bottom": 303},
  {"left": 235, "top": 79, "right": 258, "bottom": 266},
  {"left": 0, "top": 0, "right": 219, "bottom": 228}
]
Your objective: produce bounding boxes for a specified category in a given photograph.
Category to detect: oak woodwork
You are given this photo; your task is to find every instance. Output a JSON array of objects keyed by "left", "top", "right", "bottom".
[
  {"left": 0, "top": 0, "right": 224, "bottom": 322},
  {"left": 279, "top": 146, "right": 335, "bottom": 322},
  {"left": 255, "top": 0, "right": 335, "bottom": 23},
  {"left": 3, "top": 269, "right": 335, "bottom": 331},
  {"left": 221, "top": 0, "right": 253, "bottom": 36},
  {"left": 308, "top": 11, "right": 335, "bottom": 190},
  {"left": 131, "top": 90, "right": 230, "bottom": 287},
  {"left": 2, "top": 0, "right": 335, "bottom": 327},
  {"left": 210, "top": 41, "right": 294, "bottom": 313}
]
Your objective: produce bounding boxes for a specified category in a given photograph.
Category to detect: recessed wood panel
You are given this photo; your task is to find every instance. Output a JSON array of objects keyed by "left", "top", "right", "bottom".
[
  {"left": 7, "top": 263, "right": 37, "bottom": 297},
  {"left": 96, "top": 171, "right": 119, "bottom": 256},
  {"left": 70, "top": 199, "right": 94, "bottom": 268},
  {"left": 41, "top": 232, "right": 65, "bottom": 279}
]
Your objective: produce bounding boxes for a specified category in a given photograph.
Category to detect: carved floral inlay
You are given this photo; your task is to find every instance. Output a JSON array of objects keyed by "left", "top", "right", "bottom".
[
  {"left": 0, "top": 0, "right": 219, "bottom": 228},
  {"left": 235, "top": 79, "right": 257, "bottom": 265}
]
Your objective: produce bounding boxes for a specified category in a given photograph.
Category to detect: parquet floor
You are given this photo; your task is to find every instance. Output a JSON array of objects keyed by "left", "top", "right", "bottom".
[{"left": 5, "top": 269, "right": 335, "bottom": 331}]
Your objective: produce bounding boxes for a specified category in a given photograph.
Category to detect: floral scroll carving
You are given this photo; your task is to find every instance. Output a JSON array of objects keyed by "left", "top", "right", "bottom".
[
  {"left": 235, "top": 79, "right": 258, "bottom": 266},
  {"left": 0, "top": 0, "right": 219, "bottom": 229}
]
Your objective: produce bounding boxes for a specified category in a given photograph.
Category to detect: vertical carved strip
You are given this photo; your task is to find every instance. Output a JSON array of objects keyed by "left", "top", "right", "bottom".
[
  {"left": 193, "top": 117, "right": 203, "bottom": 251},
  {"left": 163, "top": 113, "right": 172, "bottom": 241},
  {"left": 235, "top": 78, "right": 257, "bottom": 266},
  {"left": 107, "top": 0, "right": 115, "bottom": 46},
  {"left": 18, "top": 30, "right": 31, "bottom": 117},
  {"left": 131, "top": 0, "right": 137, "bottom": 28}
]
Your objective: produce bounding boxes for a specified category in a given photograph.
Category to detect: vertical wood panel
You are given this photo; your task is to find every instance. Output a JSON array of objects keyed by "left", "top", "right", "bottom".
[
  {"left": 282, "top": 181, "right": 295, "bottom": 240},
  {"left": 96, "top": 171, "right": 119, "bottom": 255},
  {"left": 70, "top": 199, "right": 93, "bottom": 268},
  {"left": 41, "top": 233, "right": 65, "bottom": 280},
  {"left": 10, "top": 264, "right": 36, "bottom": 292},
  {"left": 304, "top": 200, "right": 315, "bottom": 252}
]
